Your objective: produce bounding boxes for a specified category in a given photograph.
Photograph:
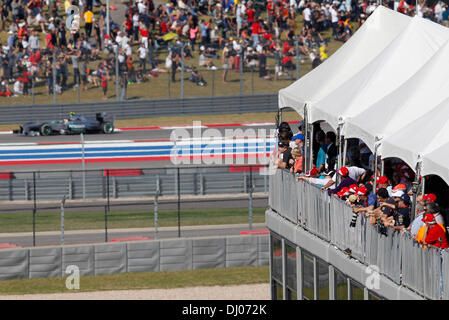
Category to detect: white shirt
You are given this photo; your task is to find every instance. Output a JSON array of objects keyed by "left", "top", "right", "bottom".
[
  {"left": 133, "top": 14, "right": 140, "bottom": 27},
  {"left": 138, "top": 46, "right": 147, "bottom": 59},
  {"left": 125, "top": 44, "right": 132, "bottom": 56},
  {"left": 410, "top": 212, "right": 425, "bottom": 236},
  {"left": 303, "top": 7, "right": 311, "bottom": 21},
  {"left": 138, "top": 2, "right": 146, "bottom": 14},
  {"left": 308, "top": 177, "right": 335, "bottom": 189},
  {"left": 331, "top": 166, "right": 365, "bottom": 182},
  {"left": 13, "top": 80, "right": 23, "bottom": 94},
  {"left": 330, "top": 7, "right": 338, "bottom": 23}
]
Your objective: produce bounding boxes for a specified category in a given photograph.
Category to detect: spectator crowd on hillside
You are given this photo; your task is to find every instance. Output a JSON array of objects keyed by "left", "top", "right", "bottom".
[
  {"left": 1, "top": 0, "right": 448, "bottom": 98},
  {"left": 273, "top": 121, "right": 449, "bottom": 250}
]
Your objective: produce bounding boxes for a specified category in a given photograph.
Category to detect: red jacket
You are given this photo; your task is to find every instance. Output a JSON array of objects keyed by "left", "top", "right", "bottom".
[{"left": 425, "top": 224, "right": 449, "bottom": 249}]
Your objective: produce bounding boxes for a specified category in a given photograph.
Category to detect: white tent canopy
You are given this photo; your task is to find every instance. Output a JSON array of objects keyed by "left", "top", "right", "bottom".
[
  {"left": 381, "top": 95, "right": 449, "bottom": 170},
  {"left": 422, "top": 142, "right": 449, "bottom": 186},
  {"left": 308, "top": 16, "right": 449, "bottom": 131},
  {"left": 277, "top": 6, "right": 449, "bottom": 186},
  {"left": 277, "top": 6, "right": 411, "bottom": 117},
  {"left": 345, "top": 37, "right": 449, "bottom": 154}
]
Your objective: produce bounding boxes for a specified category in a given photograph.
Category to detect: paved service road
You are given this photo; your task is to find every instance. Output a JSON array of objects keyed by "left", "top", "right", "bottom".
[{"left": 0, "top": 223, "right": 268, "bottom": 247}]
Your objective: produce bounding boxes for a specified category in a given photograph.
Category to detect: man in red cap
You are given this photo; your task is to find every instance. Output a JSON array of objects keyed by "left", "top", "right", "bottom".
[
  {"left": 326, "top": 167, "right": 357, "bottom": 196},
  {"left": 423, "top": 193, "right": 437, "bottom": 203},
  {"left": 321, "top": 166, "right": 366, "bottom": 190},
  {"left": 336, "top": 187, "right": 350, "bottom": 199},
  {"left": 421, "top": 213, "right": 449, "bottom": 249}
]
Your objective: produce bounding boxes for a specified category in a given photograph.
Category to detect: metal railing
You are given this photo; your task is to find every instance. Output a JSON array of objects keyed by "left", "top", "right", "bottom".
[
  {"left": 0, "top": 165, "right": 269, "bottom": 202},
  {"left": 269, "top": 168, "right": 449, "bottom": 300},
  {"left": 0, "top": 93, "right": 278, "bottom": 125}
]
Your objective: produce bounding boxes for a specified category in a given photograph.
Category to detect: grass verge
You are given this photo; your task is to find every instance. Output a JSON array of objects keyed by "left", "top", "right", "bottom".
[
  {"left": 0, "top": 207, "right": 266, "bottom": 233},
  {"left": 0, "top": 266, "right": 269, "bottom": 295}
]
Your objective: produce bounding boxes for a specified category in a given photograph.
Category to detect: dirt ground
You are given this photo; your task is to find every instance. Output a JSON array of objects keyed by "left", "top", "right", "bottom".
[{"left": 0, "top": 283, "right": 270, "bottom": 300}]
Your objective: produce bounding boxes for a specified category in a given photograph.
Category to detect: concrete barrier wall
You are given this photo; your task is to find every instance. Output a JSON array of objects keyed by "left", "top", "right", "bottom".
[{"left": 0, "top": 234, "right": 268, "bottom": 281}]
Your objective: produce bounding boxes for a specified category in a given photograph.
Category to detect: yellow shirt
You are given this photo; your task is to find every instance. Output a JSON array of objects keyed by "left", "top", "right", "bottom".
[
  {"left": 84, "top": 10, "right": 93, "bottom": 23},
  {"left": 416, "top": 223, "right": 446, "bottom": 246},
  {"left": 319, "top": 46, "right": 328, "bottom": 60}
]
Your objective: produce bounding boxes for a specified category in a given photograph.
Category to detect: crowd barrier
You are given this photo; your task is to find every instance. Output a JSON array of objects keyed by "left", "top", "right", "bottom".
[
  {"left": 0, "top": 234, "right": 269, "bottom": 280},
  {"left": 269, "top": 168, "right": 448, "bottom": 300},
  {"left": 0, "top": 94, "right": 278, "bottom": 125}
]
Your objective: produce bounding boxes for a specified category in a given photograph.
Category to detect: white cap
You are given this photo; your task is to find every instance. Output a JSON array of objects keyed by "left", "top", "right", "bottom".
[
  {"left": 200, "top": 45, "right": 205, "bottom": 51},
  {"left": 392, "top": 190, "right": 404, "bottom": 198}
]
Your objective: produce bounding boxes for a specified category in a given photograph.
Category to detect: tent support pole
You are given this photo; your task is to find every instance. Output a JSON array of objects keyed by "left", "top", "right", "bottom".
[
  {"left": 336, "top": 125, "right": 341, "bottom": 169},
  {"left": 309, "top": 123, "right": 314, "bottom": 171},
  {"left": 372, "top": 148, "right": 378, "bottom": 194},
  {"left": 421, "top": 174, "right": 425, "bottom": 195},
  {"left": 411, "top": 161, "right": 422, "bottom": 222},
  {"left": 342, "top": 138, "right": 347, "bottom": 168},
  {"left": 303, "top": 104, "right": 308, "bottom": 173},
  {"left": 381, "top": 159, "right": 384, "bottom": 177},
  {"left": 277, "top": 108, "right": 282, "bottom": 127}
]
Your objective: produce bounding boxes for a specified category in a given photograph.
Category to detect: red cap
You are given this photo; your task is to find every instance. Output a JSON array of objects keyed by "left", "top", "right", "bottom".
[
  {"left": 377, "top": 176, "right": 388, "bottom": 184},
  {"left": 305, "top": 168, "right": 319, "bottom": 176},
  {"left": 338, "top": 167, "right": 349, "bottom": 177},
  {"left": 356, "top": 186, "right": 368, "bottom": 196},
  {"left": 337, "top": 187, "right": 350, "bottom": 197},
  {"left": 349, "top": 184, "right": 358, "bottom": 193},
  {"left": 392, "top": 184, "right": 406, "bottom": 192},
  {"left": 423, "top": 193, "right": 437, "bottom": 203},
  {"left": 422, "top": 213, "right": 436, "bottom": 223}
]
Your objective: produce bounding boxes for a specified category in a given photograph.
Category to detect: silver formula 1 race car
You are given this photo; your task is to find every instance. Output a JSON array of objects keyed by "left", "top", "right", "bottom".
[{"left": 14, "top": 112, "right": 115, "bottom": 136}]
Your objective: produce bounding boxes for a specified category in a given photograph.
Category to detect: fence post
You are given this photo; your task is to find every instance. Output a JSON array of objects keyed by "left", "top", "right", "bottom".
[
  {"left": 8, "top": 177, "right": 12, "bottom": 201},
  {"left": 176, "top": 167, "right": 181, "bottom": 238},
  {"left": 68, "top": 175, "right": 73, "bottom": 199},
  {"left": 112, "top": 176, "right": 117, "bottom": 198},
  {"left": 32, "top": 171, "right": 36, "bottom": 247},
  {"left": 200, "top": 172, "right": 204, "bottom": 195},
  {"left": 211, "top": 69, "right": 215, "bottom": 97},
  {"left": 104, "top": 205, "right": 108, "bottom": 242},
  {"left": 249, "top": 167, "right": 253, "bottom": 230},
  {"left": 156, "top": 174, "right": 161, "bottom": 195},
  {"left": 251, "top": 67, "right": 254, "bottom": 94},
  {"left": 168, "top": 71, "right": 171, "bottom": 98},
  {"left": 154, "top": 188, "right": 159, "bottom": 240},
  {"left": 107, "top": 169, "right": 110, "bottom": 211},
  {"left": 81, "top": 133, "right": 86, "bottom": 200},
  {"left": 24, "top": 178, "right": 28, "bottom": 201},
  {"left": 61, "top": 196, "right": 66, "bottom": 246}
]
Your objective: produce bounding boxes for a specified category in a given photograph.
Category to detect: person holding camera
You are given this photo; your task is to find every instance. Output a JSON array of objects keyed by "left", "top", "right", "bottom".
[
  {"left": 380, "top": 191, "right": 411, "bottom": 231},
  {"left": 277, "top": 141, "right": 293, "bottom": 170},
  {"left": 290, "top": 147, "right": 303, "bottom": 175}
]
